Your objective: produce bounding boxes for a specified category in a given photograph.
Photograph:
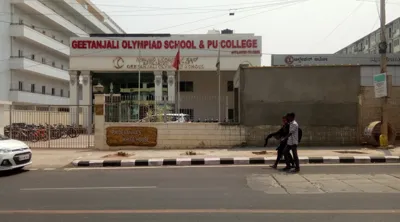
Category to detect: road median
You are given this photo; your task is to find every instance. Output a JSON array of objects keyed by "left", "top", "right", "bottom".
[{"left": 72, "top": 156, "right": 400, "bottom": 167}]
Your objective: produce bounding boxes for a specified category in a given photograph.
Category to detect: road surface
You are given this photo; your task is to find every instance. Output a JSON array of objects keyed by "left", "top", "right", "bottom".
[{"left": 1, "top": 164, "right": 400, "bottom": 222}]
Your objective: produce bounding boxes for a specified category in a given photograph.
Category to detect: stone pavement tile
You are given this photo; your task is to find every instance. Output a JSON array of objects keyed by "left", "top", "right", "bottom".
[
  {"left": 283, "top": 181, "right": 324, "bottom": 194},
  {"left": 331, "top": 174, "right": 366, "bottom": 180},
  {"left": 312, "top": 180, "right": 362, "bottom": 193},
  {"left": 390, "top": 174, "right": 400, "bottom": 179},
  {"left": 273, "top": 174, "right": 308, "bottom": 183},
  {"left": 272, "top": 174, "right": 324, "bottom": 194},
  {"left": 360, "top": 174, "right": 395, "bottom": 179},
  {"left": 246, "top": 174, "right": 287, "bottom": 194},
  {"left": 302, "top": 174, "right": 337, "bottom": 181},
  {"left": 369, "top": 175, "right": 400, "bottom": 191},
  {"left": 342, "top": 179, "right": 399, "bottom": 193}
]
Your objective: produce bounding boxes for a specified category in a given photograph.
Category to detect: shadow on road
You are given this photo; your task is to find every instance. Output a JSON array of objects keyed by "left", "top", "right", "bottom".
[{"left": 0, "top": 169, "right": 30, "bottom": 177}]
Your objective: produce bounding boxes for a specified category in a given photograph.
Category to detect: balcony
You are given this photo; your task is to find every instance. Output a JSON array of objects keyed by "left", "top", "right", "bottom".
[
  {"left": 11, "top": 0, "right": 88, "bottom": 37},
  {"left": 9, "top": 89, "right": 69, "bottom": 105},
  {"left": 60, "top": 0, "right": 113, "bottom": 34},
  {"left": 9, "top": 57, "right": 69, "bottom": 81},
  {"left": 10, "top": 24, "right": 70, "bottom": 57}
]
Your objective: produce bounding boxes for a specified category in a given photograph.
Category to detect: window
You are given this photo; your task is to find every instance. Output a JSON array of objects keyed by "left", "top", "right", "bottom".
[
  {"left": 31, "top": 84, "right": 35, "bottom": 93},
  {"left": 394, "top": 39, "right": 400, "bottom": 46},
  {"left": 42, "top": 86, "right": 46, "bottom": 94},
  {"left": 60, "top": 89, "right": 64, "bottom": 97},
  {"left": 389, "top": 28, "right": 392, "bottom": 38},
  {"left": 179, "top": 108, "right": 194, "bottom": 120},
  {"left": 61, "top": 64, "right": 64, "bottom": 70},
  {"left": 18, "top": 50, "right": 23, "bottom": 57},
  {"left": 228, "top": 109, "right": 234, "bottom": 121},
  {"left": 42, "top": 57, "right": 46, "bottom": 64},
  {"left": 18, "top": 81, "right": 23, "bottom": 91},
  {"left": 179, "top": 81, "right": 193, "bottom": 92},
  {"left": 388, "top": 43, "right": 392, "bottom": 53},
  {"left": 19, "top": 19, "right": 23, "bottom": 24},
  {"left": 31, "top": 25, "right": 35, "bottom": 29},
  {"left": 52, "top": 61, "right": 55, "bottom": 67},
  {"left": 51, "top": 88, "right": 55, "bottom": 95},
  {"left": 31, "top": 54, "right": 35, "bottom": 60},
  {"left": 227, "top": 81, "right": 234, "bottom": 92}
]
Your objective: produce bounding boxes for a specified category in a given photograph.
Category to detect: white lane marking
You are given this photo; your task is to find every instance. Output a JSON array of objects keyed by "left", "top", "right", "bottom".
[
  {"left": 43, "top": 168, "right": 56, "bottom": 171},
  {"left": 20, "top": 186, "right": 157, "bottom": 191},
  {"left": 62, "top": 163, "right": 400, "bottom": 171}
]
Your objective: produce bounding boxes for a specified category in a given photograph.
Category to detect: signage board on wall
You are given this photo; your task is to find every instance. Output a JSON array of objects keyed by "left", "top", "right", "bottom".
[
  {"left": 69, "top": 56, "right": 261, "bottom": 71},
  {"left": 70, "top": 35, "right": 262, "bottom": 57},
  {"left": 271, "top": 54, "right": 400, "bottom": 66},
  {"left": 373, "top": 73, "right": 387, "bottom": 98},
  {"left": 106, "top": 126, "right": 157, "bottom": 147}
]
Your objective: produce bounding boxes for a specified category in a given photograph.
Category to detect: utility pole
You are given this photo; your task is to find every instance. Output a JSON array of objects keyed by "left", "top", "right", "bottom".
[{"left": 379, "top": 0, "right": 392, "bottom": 147}]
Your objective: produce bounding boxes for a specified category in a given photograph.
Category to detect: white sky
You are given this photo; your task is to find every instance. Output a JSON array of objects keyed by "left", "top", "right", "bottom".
[{"left": 91, "top": 0, "right": 400, "bottom": 65}]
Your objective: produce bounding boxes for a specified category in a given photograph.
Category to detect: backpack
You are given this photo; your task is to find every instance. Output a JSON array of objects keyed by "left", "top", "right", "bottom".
[{"left": 298, "top": 128, "right": 303, "bottom": 143}]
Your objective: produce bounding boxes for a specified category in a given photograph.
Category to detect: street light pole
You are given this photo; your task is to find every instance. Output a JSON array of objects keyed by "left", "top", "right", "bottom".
[{"left": 379, "top": 0, "right": 392, "bottom": 147}]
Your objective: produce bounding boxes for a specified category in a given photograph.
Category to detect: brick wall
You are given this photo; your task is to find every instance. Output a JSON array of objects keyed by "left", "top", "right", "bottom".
[
  {"left": 244, "top": 125, "right": 357, "bottom": 147},
  {"left": 98, "top": 123, "right": 246, "bottom": 150},
  {"left": 359, "top": 86, "right": 400, "bottom": 142}
]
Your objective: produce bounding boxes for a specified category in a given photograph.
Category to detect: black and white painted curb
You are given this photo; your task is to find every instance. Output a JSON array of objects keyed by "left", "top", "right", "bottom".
[{"left": 72, "top": 156, "right": 400, "bottom": 167}]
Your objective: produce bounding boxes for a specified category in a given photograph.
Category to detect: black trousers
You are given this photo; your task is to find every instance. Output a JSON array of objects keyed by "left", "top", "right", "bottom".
[
  {"left": 284, "top": 144, "right": 299, "bottom": 169},
  {"left": 275, "top": 142, "right": 293, "bottom": 166}
]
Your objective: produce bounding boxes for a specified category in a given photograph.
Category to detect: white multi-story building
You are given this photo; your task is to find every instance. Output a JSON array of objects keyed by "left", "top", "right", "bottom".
[
  {"left": 336, "top": 17, "right": 400, "bottom": 55},
  {"left": 0, "top": 0, "right": 124, "bottom": 107}
]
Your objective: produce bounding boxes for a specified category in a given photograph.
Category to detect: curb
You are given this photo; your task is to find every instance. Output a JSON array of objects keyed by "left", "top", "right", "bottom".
[{"left": 71, "top": 156, "right": 400, "bottom": 167}]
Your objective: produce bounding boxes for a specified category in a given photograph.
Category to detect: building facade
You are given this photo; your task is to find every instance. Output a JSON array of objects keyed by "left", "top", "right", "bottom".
[
  {"left": 0, "top": 0, "right": 124, "bottom": 108},
  {"left": 270, "top": 54, "right": 400, "bottom": 86},
  {"left": 336, "top": 17, "right": 400, "bottom": 55},
  {"left": 69, "top": 32, "right": 262, "bottom": 123}
]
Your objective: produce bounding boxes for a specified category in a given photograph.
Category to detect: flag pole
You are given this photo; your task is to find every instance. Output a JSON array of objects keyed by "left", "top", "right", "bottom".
[
  {"left": 177, "top": 48, "right": 181, "bottom": 114},
  {"left": 217, "top": 44, "right": 221, "bottom": 122},
  {"left": 138, "top": 45, "right": 141, "bottom": 120}
]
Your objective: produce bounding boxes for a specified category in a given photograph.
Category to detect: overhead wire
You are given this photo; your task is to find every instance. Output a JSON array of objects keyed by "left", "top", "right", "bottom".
[
  {"left": 0, "top": 1, "right": 298, "bottom": 17},
  {"left": 0, "top": 0, "right": 304, "bottom": 66},
  {"left": 307, "top": 1, "right": 365, "bottom": 53}
]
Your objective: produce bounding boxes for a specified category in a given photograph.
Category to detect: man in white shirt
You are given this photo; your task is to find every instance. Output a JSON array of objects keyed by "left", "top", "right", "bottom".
[{"left": 282, "top": 112, "right": 300, "bottom": 172}]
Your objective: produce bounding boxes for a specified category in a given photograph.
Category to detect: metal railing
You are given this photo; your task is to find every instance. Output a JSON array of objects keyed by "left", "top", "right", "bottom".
[{"left": 5, "top": 105, "right": 94, "bottom": 149}]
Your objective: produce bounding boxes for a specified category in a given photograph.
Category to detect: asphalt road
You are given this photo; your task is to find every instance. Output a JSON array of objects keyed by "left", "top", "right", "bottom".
[{"left": 1, "top": 164, "right": 400, "bottom": 222}]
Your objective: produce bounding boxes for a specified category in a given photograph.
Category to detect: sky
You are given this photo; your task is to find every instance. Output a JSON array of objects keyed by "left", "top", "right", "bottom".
[{"left": 91, "top": 0, "right": 400, "bottom": 65}]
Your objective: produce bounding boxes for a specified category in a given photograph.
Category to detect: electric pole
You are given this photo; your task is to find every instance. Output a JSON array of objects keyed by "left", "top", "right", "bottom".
[{"left": 379, "top": 0, "right": 392, "bottom": 147}]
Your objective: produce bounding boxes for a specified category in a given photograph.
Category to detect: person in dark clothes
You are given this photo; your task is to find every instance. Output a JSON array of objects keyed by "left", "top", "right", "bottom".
[{"left": 264, "top": 115, "right": 294, "bottom": 169}]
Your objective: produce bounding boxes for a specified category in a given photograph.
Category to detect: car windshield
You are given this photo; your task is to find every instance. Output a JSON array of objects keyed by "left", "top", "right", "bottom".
[{"left": 0, "top": 134, "right": 10, "bottom": 140}]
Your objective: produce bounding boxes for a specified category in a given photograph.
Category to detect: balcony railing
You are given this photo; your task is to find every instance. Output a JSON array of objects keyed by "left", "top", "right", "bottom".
[
  {"left": 10, "top": 55, "right": 68, "bottom": 71},
  {"left": 11, "top": 23, "right": 69, "bottom": 47},
  {"left": 38, "top": 0, "right": 88, "bottom": 33},
  {"left": 10, "top": 88, "right": 69, "bottom": 98}
]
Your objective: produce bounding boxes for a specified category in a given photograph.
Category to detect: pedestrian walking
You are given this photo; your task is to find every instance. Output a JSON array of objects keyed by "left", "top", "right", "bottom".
[
  {"left": 264, "top": 115, "right": 294, "bottom": 169},
  {"left": 282, "top": 112, "right": 300, "bottom": 172}
]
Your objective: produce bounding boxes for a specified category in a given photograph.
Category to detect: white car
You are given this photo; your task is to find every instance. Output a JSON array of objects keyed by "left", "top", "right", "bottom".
[{"left": 0, "top": 134, "right": 32, "bottom": 171}]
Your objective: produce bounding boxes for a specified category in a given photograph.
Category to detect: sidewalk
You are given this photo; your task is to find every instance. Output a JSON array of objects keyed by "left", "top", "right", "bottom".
[{"left": 30, "top": 146, "right": 400, "bottom": 168}]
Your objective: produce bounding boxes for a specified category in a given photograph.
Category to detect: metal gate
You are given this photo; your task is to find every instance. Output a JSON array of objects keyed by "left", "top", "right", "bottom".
[{"left": 5, "top": 105, "right": 94, "bottom": 149}]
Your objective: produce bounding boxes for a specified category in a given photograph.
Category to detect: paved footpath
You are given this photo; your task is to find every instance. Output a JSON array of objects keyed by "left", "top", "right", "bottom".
[{"left": 30, "top": 146, "right": 400, "bottom": 169}]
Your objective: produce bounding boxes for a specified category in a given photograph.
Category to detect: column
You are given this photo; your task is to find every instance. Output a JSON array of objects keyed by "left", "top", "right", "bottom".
[
  {"left": 167, "top": 71, "right": 176, "bottom": 103},
  {"left": 154, "top": 71, "right": 163, "bottom": 102},
  {"left": 0, "top": 102, "right": 11, "bottom": 134},
  {"left": 94, "top": 94, "right": 106, "bottom": 150},
  {"left": 69, "top": 71, "right": 79, "bottom": 125},
  {"left": 81, "top": 71, "right": 93, "bottom": 130}
]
